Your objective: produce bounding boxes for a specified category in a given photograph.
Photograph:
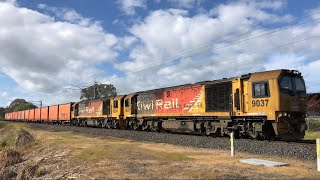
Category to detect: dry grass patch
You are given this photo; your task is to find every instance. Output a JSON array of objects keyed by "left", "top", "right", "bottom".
[{"left": 3, "top": 122, "right": 320, "bottom": 179}]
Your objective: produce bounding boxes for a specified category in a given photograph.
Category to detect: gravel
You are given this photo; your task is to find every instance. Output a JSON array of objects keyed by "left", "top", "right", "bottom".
[{"left": 27, "top": 123, "right": 316, "bottom": 161}]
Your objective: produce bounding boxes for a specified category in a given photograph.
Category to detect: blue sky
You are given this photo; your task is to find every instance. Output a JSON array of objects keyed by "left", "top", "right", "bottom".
[{"left": 0, "top": 0, "right": 320, "bottom": 107}]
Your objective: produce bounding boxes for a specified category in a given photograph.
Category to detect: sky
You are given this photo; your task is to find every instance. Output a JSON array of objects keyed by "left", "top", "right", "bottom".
[{"left": 0, "top": 0, "right": 320, "bottom": 107}]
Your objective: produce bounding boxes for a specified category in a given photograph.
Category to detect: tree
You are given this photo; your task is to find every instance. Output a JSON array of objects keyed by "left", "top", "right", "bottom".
[
  {"left": 4, "top": 98, "right": 37, "bottom": 113},
  {"left": 0, "top": 107, "right": 4, "bottom": 118},
  {"left": 307, "top": 94, "right": 320, "bottom": 116},
  {"left": 13, "top": 103, "right": 37, "bottom": 112},
  {"left": 80, "top": 83, "right": 117, "bottom": 100}
]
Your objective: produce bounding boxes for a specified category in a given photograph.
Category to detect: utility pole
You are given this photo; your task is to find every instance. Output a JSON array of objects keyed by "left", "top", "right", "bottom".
[
  {"left": 94, "top": 81, "right": 98, "bottom": 99},
  {"left": 29, "top": 100, "right": 42, "bottom": 108}
]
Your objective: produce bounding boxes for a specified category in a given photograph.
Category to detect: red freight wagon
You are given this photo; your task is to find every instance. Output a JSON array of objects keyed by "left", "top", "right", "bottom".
[
  {"left": 13, "top": 111, "right": 18, "bottom": 120},
  {"left": 58, "top": 103, "right": 71, "bottom": 121},
  {"left": 29, "top": 109, "right": 35, "bottom": 121},
  {"left": 19, "top": 111, "right": 25, "bottom": 121},
  {"left": 24, "top": 110, "right": 30, "bottom": 121},
  {"left": 35, "top": 108, "right": 41, "bottom": 121},
  {"left": 41, "top": 107, "right": 49, "bottom": 121},
  {"left": 49, "top": 105, "right": 59, "bottom": 121},
  {"left": 17, "top": 111, "right": 21, "bottom": 120}
]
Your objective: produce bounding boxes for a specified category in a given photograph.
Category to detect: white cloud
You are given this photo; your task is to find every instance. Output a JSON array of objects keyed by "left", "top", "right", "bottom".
[
  {"left": 210, "top": 1, "right": 293, "bottom": 24},
  {"left": 37, "top": 4, "right": 101, "bottom": 28},
  {"left": 117, "top": 0, "right": 146, "bottom": 15},
  {"left": 111, "top": 1, "right": 320, "bottom": 94},
  {"left": 1, "top": 0, "right": 320, "bottom": 107},
  {"left": 0, "top": 91, "right": 7, "bottom": 97},
  {"left": 0, "top": 2, "right": 119, "bottom": 104}
]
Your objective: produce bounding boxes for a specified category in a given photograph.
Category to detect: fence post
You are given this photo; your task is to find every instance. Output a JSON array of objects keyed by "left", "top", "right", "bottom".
[
  {"left": 230, "top": 132, "right": 235, "bottom": 157},
  {"left": 317, "top": 139, "right": 320, "bottom": 172}
]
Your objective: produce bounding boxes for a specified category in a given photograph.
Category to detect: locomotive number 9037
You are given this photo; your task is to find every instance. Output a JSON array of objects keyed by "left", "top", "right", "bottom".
[{"left": 252, "top": 99, "right": 269, "bottom": 107}]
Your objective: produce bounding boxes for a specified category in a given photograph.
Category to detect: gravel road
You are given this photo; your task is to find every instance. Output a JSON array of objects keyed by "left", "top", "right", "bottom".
[{"left": 26, "top": 122, "right": 316, "bottom": 161}]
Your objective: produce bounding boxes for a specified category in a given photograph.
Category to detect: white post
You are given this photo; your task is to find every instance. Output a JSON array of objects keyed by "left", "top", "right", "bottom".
[
  {"left": 230, "top": 132, "right": 235, "bottom": 157},
  {"left": 317, "top": 139, "right": 320, "bottom": 172}
]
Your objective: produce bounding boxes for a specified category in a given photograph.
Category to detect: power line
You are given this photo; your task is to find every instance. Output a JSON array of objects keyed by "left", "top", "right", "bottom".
[
  {"left": 28, "top": 100, "right": 42, "bottom": 108},
  {"left": 123, "top": 11, "right": 320, "bottom": 77},
  {"left": 101, "top": 13, "right": 320, "bottom": 83},
  {"left": 66, "top": 11, "right": 320, "bottom": 89},
  {"left": 195, "top": 34, "right": 320, "bottom": 69}
]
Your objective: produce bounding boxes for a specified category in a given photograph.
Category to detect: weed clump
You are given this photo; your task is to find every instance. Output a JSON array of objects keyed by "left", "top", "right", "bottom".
[
  {"left": 2, "top": 148, "right": 23, "bottom": 167},
  {"left": 15, "top": 129, "right": 34, "bottom": 148},
  {"left": 1, "top": 141, "right": 7, "bottom": 148}
]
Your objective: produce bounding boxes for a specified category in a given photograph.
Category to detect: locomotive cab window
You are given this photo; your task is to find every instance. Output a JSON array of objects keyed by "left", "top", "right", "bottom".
[
  {"left": 113, "top": 100, "right": 118, "bottom": 108},
  {"left": 253, "top": 82, "right": 269, "bottom": 98},
  {"left": 294, "top": 77, "right": 306, "bottom": 95},
  {"left": 124, "top": 99, "right": 129, "bottom": 107},
  {"left": 279, "top": 76, "right": 293, "bottom": 91}
]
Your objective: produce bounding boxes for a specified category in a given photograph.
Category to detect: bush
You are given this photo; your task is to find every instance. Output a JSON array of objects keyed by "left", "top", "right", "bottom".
[
  {"left": 306, "top": 118, "right": 320, "bottom": 131},
  {"left": 1, "top": 141, "right": 7, "bottom": 148}
]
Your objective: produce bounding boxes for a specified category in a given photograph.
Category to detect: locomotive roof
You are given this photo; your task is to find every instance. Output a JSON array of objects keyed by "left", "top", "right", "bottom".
[
  {"left": 136, "top": 76, "right": 234, "bottom": 94},
  {"left": 77, "top": 97, "right": 111, "bottom": 104},
  {"left": 136, "top": 69, "right": 299, "bottom": 94}
]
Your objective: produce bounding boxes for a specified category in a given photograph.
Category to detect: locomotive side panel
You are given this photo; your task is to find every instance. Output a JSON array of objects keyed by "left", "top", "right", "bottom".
[
  {"left": 137, "top": 92, "right": 157, "bottom": 115},
  {"left": 155, "top": 86, "right": 204, "bottom": 114},
  {"left": 205, "top": 82, "right": 232, "bottom": 112},
  {"left": 78, "top": 99, "right": 104, "bottom": 118}
]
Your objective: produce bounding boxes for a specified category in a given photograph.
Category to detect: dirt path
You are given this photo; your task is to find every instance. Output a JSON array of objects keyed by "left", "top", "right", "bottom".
[{"left": 1, "top": 122, "right": 320, "bottom": 179}]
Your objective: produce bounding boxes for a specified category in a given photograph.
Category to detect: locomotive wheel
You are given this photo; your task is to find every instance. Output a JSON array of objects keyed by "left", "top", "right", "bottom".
[
  {"left": 248, "top": 131, "right": 262, "bottom": 140},
  {"left": 111, "top": 120, "right": 119, "bottom": 129},
  {"left": 105, "top": 121, "right": 112, "bottom": 129}
]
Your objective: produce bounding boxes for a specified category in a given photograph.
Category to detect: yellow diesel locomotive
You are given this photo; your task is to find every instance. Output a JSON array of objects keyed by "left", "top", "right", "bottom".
[
  {"left": 5, "top": 69, "right": 307, "bottom": 140},
  {"left": 69, "top": 69, "right": 307, "bottom": 140}
]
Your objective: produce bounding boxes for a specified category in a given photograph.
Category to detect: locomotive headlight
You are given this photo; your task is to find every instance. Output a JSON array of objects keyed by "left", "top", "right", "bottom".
[{"left": 283, "top": 112, "right": 287, "bottom": 117}]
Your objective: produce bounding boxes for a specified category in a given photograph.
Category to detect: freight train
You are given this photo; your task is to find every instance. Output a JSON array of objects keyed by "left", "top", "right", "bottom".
[{"left": 4, "top": 69, "right": 307, "bottom": 140}]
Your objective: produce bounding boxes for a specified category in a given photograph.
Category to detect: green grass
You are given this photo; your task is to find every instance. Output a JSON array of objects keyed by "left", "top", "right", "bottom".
[
  {"left": 306, "top": 118, "right": 320, "bottom": 132},
  {"left": 151, "top": 151, "right": 192, "bottom": 161},
  {"left": 304, "top": 119, "right": 320, "bottom": 140},
  {"left": 0, "top": 122, "right": 30, "bottom": 150},
  {"left": 304, "top": 131, "right": 320, "bottom": 140},
  {"left": 72, "top": 147, "right": 118, "bottom": 162},
  {"left": 0, "top": 121, "right": 7, "bottom": 129}
]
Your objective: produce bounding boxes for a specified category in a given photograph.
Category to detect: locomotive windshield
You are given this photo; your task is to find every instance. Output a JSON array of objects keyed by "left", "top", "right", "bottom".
[{"left": 279, "top": 75, "right": 306, "bottom": 95}]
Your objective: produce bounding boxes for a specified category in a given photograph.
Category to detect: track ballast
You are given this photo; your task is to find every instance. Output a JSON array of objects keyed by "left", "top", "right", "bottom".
[{"left": 18, "top": 122, "right": 317, "bottom": 161}]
